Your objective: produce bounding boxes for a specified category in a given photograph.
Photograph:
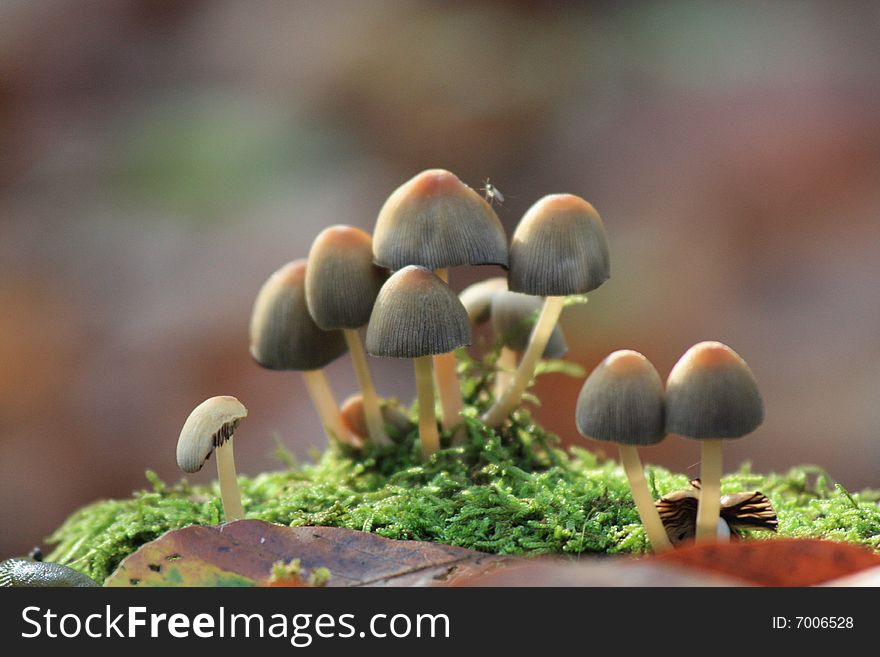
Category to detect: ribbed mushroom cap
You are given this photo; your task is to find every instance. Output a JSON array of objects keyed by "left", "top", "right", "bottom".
[
  {"left": 177, "top": 396, "right": 247, "bottom": 473},
  {"left": 305, "top": 225, "right": 388, "bottom": 330},
  {"left": 366, "top": 265, "right": 471, "bottom": 358},
  {"left": 459, "top": 276, "right": 508, "bottom": 325},
  {"left": 508, "top": 194, "right": 610, "bottom": 296},
  {"left": 490, "top": 290, "right": 567, "bottom": 358},
  {"left": 665, "top": 341, "right": 764, "bottom": 439},
  {"left": 575, "top": 350, "right": 665, "bottom": 446},
  {"left": 373, "top": 169, "right": 509, "bottom": 270},
  {"left": 250, "top": 260, "right": 347, "bottom": 371}
]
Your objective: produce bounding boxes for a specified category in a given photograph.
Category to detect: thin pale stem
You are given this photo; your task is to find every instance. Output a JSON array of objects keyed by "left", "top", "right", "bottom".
[
  {"left": 696, "top": 439, "right": 723, "bottom": 542},
  {"left": 482, "top": 295, "right": 565, "bottom": 426},
  {"left": 343, "top": 329, "right": 390, "bottom": 445},
  {"left": 494, "top": 346, "right": 517, "bottom": 400},
  {"left": 414, "top": 355, "right": 440, "bottom": 460},
  {"left": 619, "top": 444, "right": 672, "bottom": 552},
  {"left": 215, "top": 437, "right": 244, "bottom": 522},
  {"left": 302, "top": 369, "right": 350, "bottom": 445},
  {"left": 430, "top": 268, "right": 464, "bottom": 431}
]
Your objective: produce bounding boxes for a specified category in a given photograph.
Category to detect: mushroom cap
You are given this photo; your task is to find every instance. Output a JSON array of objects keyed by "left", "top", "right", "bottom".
[
  {"left": 508, "top": 194, "right": 610, "bottom": 296},
  {"left": 575, "top": 349, "right": 666, "bottom": 446},
  {"left": 373, "top": 169, "right": 509, "bottom": 270},
  {"left": 665, "top": 341, "right": 764, "bottom": 439},
  {"left": 366, "top": 265, "right": 471, "bottom": 358},
  {"left": 305, "top": 225, "right": 388, "bottom": 330},
  {"left": 177, "top": 395, "right": 247, "bottom": 473},
  {"left": 340, "top": 393, "right": 414, "bottom": 443},
  {"left": 490, "top": 290, "right": 567, "bottom": 358},
  {"left": 459, "top": 276, "right": 508, "bottom": 325},
  {"left": 250, "top": 259, "right": 348, "bottom": 371}
]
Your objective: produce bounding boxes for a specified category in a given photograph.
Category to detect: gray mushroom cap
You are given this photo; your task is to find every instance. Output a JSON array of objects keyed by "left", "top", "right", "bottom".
[
  {"left": 250, "top": 259, "right": 348, "bottom": 371},
  {"left": 665, "top": 341, "right": 764, "bottom": 439},
  {"left": 373, "top": 169, "right": 509, "bottom": 270},
  {"left": 305, "top": 225, "right": 388, "bottom": 330},
  {"left": 176, "top": 396, "right": 247, "bottom": 473},
  {"left": 366, "top": 265, "right": 471, "bottom": 358},
  {"left": 508, "top": 194, "right": 610, "bottom": 296},
  {"left": 459, "top": 276, "right": 508, "bottom": 325},
  {"left": 490, "top": 290, "right": 568, "bottom": 358},
  {"left": 575, "top": 350, "right": 666, "bottom": 446}
]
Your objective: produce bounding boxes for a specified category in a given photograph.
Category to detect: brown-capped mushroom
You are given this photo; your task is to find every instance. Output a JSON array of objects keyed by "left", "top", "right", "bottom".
[
  {"left": 665, "top": 341, "right": 764, "bottom": 542},
  {"left": 249, "top": 259, "right": 352, "bottom": 445},
  {"left": 176, "top": 395, "right": 247, "bottom": 521},
  {"left": 373, "top": 169, "right": 508, "bottom": 432},
  {"left": 366, "top": 265, "right": 470, "bottom": 459},
  {"left": 575, "top": 350, "right": 671, "bottom": 551},
  {"left": 483, "top": 194, "right": 609, "bottom": 426},
  {"left": 306, "top": 225, "right": 390, "bottom": 446}
]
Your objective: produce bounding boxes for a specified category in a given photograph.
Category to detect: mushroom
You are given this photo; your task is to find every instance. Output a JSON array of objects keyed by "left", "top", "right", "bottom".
[
  {"left": 176, "top": 395, "right": 247, "bottom": 522},
  {"left": 575, "top": 350, "right": 672, "bottom": 551},
  {"left": 483, "top": 194, "right": 609, "bottom": 426},
  {"left": 366, "top": 265, "right": 471, "bottom": 459},
  {"left": 665, "top": 341, "right": 764, "bottom": 542},
  {"left": 340, "top": 393, "right": 414, "bottom": 445},
  {"left": 655, "top": 479, "right": 778, "bottom": 545},
  {"left": 373, "top": 169, "right": 508, "bottom": 432},
  {"left": 306, "top": 225, "right": 391, "bottom": 445},
  {"left": 459, "top": 276, "right": 508, "bottom": 325},
  {"left": 490, "top": 289, "right": 568, "bottom": 400},
  {"left": 249, "top": 259, "right": 352, "bottom": 445}
]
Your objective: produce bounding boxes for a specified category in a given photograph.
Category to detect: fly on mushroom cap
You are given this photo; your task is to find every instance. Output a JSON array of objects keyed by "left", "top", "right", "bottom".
[
  {"left": 459, "top": 276, "right": 508, "bottom": 325},
  {"left": 665, "top": 341, "right": 764, "bottom": 439},
  {"left": 373, "top": 169, "right": 509, "bottom": 270},
  {"left": 176, "top": 395, "right": 247, "bottom": 473},
  {"left": 491, "top": 290, "right": 567, "bottom": 358},
  {"left": 508, "top": 193, "right": 610, "bottom": 296},
  {"left": 575, "top": 349, "right": 664, "bottom": 445},
  {"left": 366, "top": 265, "right": 471, "bottom": 358},
  {"left": 250, "top": 260, "right": 347, "bottom": 372}
]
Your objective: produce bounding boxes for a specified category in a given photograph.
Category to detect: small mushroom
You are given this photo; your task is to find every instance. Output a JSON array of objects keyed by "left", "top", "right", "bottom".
[
  {"left": 306, "top": 225, "right": 391, "bottom": 445},
  {"left": 177, "top": 395, "right": 247, "bottom": 522},
  {"left": 459, "top": 276, "right": 508, "bottom": 325},
  {"left": 366, "top": 265, "right": 471, "bottom": 459},
  {"left": 575, "top": 350, "right": 672, "bottom": 551},
  {"left": 655, "top": 479, "right": 778, "bottom": 545},
  {"left": 483, "top": 194, "right": 609, "bottom": 426},
  {"left": 665, "top": 341, "right": 764, "bottom": 542},
  {"left": 340, "top": 393, "right": 414, "bottom": 445},
  {"left": 373, "top": 169, "right": 508, "bottom": 433},
  {"left": 250, "top": 259, "right": 352, "bottom": 445}
]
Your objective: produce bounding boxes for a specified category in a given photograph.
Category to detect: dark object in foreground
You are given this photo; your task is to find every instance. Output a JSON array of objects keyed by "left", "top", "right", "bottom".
[{"left": 0, "top": 558, "right": 98, "bottom": 587}]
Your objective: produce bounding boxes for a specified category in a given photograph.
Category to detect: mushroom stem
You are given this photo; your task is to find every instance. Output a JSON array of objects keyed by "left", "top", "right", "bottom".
[
  {"left": 215, "top": 438, "right": 244, "bottom": 522},
  {"left": 413, "top": 355, "right": 440, "bottom": 460},
  {"left": 618, "top": 445, "right": 672, "bottom": 551},
  {"left": 696, "top": 439, "right": 723, "bottom": 542},
  {"left": 342, "top": 329, "right": 391, "bottom": 446},
  {"left": 301, "top": 369, "right": 349, "bottom": 445},
  {"left": 430, "top": 268, "right": 464, "bottom": 430},
  {"left": 483, "top": 295, "right": 565, "bottom": 426},
  {"left": 494, "top": 346, "right": 517, "bottom": 400}
]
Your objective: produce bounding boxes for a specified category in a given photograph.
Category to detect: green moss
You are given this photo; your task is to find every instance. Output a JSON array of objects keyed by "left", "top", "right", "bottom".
[{"left": 45, "top": 352, "right": 880, "bottom": 583}]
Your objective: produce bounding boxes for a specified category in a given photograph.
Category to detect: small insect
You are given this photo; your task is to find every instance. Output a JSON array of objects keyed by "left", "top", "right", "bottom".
[
  {"left": 481, "top": 178, "right": 505, "bottom": 206},
  {"left": 655, "top": 479, "right": 778, "bottom": 545}
]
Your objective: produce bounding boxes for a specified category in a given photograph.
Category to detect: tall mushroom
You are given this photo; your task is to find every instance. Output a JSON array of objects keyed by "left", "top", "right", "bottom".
[
  {"left": 366, "top": 265, "right": 471, "bottom": 459},
  {"left": 306, "top": 225, "right": 390, "bottom": 445},
  {"left": 373, "top": 169, "right": 508, "bottom": 431},
  {"left": 249, "top": 259, "right": 351, "bottom": 445},
  {"left": 177, "top": 395, "right": 247, "bottom": 522},
  {"left": 483, "top": 194, "right": 609, "bottom": 426},
  {"left": 575, "top": 350, "right": 672, "bottom": 551},
  {"left": 665, "top": 341, "right": 764, "bottom": 542}
]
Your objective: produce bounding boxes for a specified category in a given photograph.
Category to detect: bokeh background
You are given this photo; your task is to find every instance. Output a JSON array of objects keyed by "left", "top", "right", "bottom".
[{"left": 2, "top": 0, "right": 879, "bottom": 558}]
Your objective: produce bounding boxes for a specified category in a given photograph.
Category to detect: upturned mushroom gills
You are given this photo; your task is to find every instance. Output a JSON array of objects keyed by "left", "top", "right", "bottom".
[
  {"left": 340, "top": 393, "right": 413, "bottom": 445},
  {"left": 305, "top": 225, "right": 390, "bottom": 446},
  {"left": 483, "top": 194, "right": 609, "bottom": 426},
  {"left": 176, "top": 395, "right": 247, "bottom": 522},
  {"left": 373, "top": 168, "right": 508, "bottom": 432},
  {"left": 250, "top": 260, "right": 353, "bottom": 445},
  {"left": 665, "top": 341, "right": 764, "bottom": 542},
  {"left": 575, "top": 350, "right": 672, "bottom": 551},
  {"left": 366, "top": 265, "right": 471, "bottom": 460}
]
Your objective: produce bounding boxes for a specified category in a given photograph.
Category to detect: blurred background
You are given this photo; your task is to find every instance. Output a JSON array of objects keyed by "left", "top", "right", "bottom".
[{"left": 2, "top": 0, "right": 879, "bottom": 557}]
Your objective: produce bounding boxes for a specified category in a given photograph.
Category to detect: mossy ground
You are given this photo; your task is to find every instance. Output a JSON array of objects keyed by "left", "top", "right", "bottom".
[{"left": 46, "top": 353, "right": 880, "bottom": 583}]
